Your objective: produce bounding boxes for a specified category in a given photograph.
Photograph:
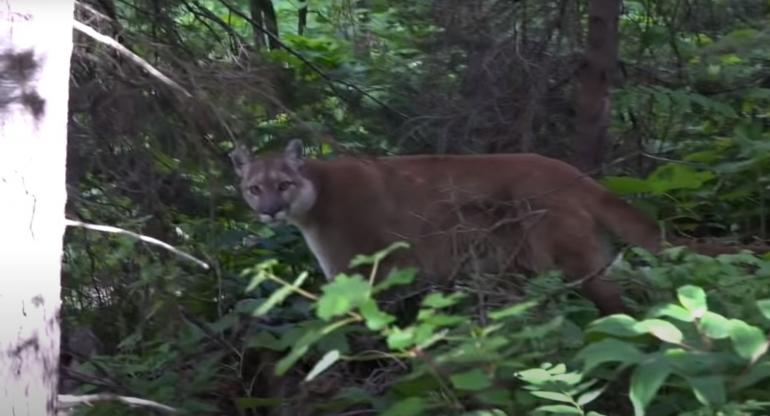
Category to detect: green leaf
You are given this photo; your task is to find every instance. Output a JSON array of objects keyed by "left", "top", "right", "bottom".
[
  {"left": 380, "top": 397, "right": 426, "bottom": 416},
  {"left": 422, "top": 292, "right": 466, "bottom": 309},
  {"left": 529, "top": 391, "right": 573, "bottom": 403},
  {"left": 757, "top": 299, "right": 770, "bottom": 321},
  {"left": 488, "top": 299, "right": 538, "bottom": 320},
  {"left": 450, "top": 368, "right": 492, "bottom": 391},
  {"left": 577, "top": 385, "right": 607, "bottom": 406},
  {"left": 688, "top": 375, "right": 726, "bottom": 407},
  {"left": 516, "top": 368, "right": 552, "bottom": 385},
  {"left": 359, "top": 299, "right": 395, "bottom": 331},
  {"left": 699, "top": 311, "right": 731, "bottom": 339},
  {"left": 316, "top": 274, "right": 370, "bottom": 320},
  {"left": 650, "top": 304, "right": 694, "bottom": 322},
  {"left": 254, "top": 272, "right": 309, "bottom": 317},
  {"left": 349, "top": 241, "right": 409, "bottom": 268},
  {"left": 630, "top": 357, "right": 671, "bottom": 416},
  {"left": 386, "top": 326, "right": 415, "bottom": 350},
  {"left": 635, "top": 319, "right": 684, "bottom": 344},
  {"left": 373, "top": 267, "right": 417, "bottom": 293},
  {"left": 602, "top": 176, "right": 652, "bottom": 195},
  {"left": 729, "top": 319, "right": 769, "bottom": 363},
  {"left": 275, "top": 319, "right": 353, "bottom": 375},
  {"left": 461, "top": 410, "right": 507, "bottom": 416},
  {"left": 647, "top": 164, "right": 715, "bottom": 195},
  {"left": 677, "top": 285, "right": 708, "bottom": 318},
  {"left": 305, "top": 350, "right": 340, "bottom": 382},
  {"left": 577, "top": 339, "right": 644, "bottom": 372},
  {"left": 586, "top": 314, "right": 643, "bottom": 337},
  {"left": 533, "top": 404, "right": 582, "bottom": 414}
]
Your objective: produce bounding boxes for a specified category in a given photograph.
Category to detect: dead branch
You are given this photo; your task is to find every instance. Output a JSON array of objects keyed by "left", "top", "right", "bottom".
[
  {"left": 65, "top": 219, "right": 210, "bottom": 270},
  {"left": 58, "top": 393, "right": 179, "bottom": 414},
  {"left": 72, "top": 20, "right": 192, "bottom": 98}
]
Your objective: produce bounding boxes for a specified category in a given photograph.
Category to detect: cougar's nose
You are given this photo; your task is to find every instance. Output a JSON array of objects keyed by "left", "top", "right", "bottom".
[{"left": 260, "top": 202, "right": 284, "bottom": 217}]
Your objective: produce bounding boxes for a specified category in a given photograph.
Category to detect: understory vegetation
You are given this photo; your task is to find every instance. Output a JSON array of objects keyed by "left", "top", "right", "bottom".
[{"left": 62, "top": 0, "right": 770, "bottom": 415}]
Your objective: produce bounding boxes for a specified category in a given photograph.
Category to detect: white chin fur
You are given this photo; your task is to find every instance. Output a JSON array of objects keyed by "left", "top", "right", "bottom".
[{"left": 259, "top": 211, "right": 288, "bottom": 224}]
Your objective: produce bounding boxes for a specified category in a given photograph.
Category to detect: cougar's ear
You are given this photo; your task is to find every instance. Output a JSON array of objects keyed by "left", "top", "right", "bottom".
[
  {"left": 229, "top": 144, "right": 251, "bottom": 177},
  {"left": 284, "top": 139, "right": 305, "bottom": 168}
]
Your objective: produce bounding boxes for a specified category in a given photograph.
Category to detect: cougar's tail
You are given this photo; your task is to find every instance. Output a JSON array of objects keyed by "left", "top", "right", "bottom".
[{"left": 591, "top": 188, "right": 769, "bottom": 256}]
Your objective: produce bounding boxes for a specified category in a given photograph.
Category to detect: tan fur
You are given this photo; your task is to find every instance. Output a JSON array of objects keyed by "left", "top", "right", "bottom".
[{"left": 231, "top": 141, "right": 757, "bottom": 315}]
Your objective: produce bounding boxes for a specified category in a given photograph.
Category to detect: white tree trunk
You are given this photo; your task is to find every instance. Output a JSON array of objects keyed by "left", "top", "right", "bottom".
[{"left": 0, "top": 1, "right": 74, "bottom": 414}]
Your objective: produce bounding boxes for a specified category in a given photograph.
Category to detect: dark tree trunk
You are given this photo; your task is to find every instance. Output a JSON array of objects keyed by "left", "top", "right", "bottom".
[
  {"left": 250, "top": 0, "right": 280, "bottom": 51},
  {"left": 574, "top": 0, "right": 621, "bottom": 173},
  {"left": 298, "top": 0, "right": 308, "bottom": 35}
]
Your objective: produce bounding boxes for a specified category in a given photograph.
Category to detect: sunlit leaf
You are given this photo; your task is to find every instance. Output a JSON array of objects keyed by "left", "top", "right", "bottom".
[
  {"left": 677, "top": 285, "right": 708, "bottom": 318},
  {"left": 316, "top": 274, "right": 370, "bottom": 320},
  {"left": 305, "top": 350, "right": 341, "bottom": 382}
]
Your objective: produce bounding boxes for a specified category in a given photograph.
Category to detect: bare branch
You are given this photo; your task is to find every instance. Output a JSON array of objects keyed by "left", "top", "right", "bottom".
[
  {"left": 58, "top": 393, "right": 180, "bottom": 414},
  {"left": 72, "top": 20, "right": 192, "bottom": 98},
  {"left": 65, "top": 219, "right": 210, "bottom": 270}
]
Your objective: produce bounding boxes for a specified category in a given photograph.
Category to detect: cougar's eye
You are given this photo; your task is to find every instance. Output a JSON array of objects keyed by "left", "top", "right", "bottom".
[
  {"left": 248, "top": 185, "right": 261, "bottom": 195},
  {"left": 277, "top": 181, "right": 294, "bottom": 192}
]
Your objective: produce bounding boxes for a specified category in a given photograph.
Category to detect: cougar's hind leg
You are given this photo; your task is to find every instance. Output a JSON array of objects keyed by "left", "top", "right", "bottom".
[{"left": 551, "top": 221, "right": 629, "bottom": 315}]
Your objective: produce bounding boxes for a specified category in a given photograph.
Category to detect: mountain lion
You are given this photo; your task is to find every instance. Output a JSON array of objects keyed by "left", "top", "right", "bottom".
[{"left": 231, "top": 139, "right": 750, "bottom": 315}]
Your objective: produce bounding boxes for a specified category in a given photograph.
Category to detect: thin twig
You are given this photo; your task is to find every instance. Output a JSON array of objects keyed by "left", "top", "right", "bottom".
[
  {"left": 58, "top": 393, "right": 179, "bottom": 414},
  {"left": 72, "top": 20, "right": 193, "bottom": 98},
  {"left": 65, "top": 219, "right": 210, "bottom": 270}
]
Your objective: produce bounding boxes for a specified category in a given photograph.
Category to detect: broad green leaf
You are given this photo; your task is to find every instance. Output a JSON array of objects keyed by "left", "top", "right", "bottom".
[
  {"left": 380, "top": 397, "right": 426, "bottom": 416},
  {"left": 663, "top": 349, "right": 724, "bottom": 375},
  {"left": 647, "top": 164, "right": 715, "bottom": 194},
  {"left": 699, "top": 311, "right": 731, "bottom": 339},
  {"left": 373, "top": 267, "right": 417, "bottom": 293},
  {"left": 386, "top": 326, "right": 415, "bottom": 350},
  {"left": 757, "top": 299, "right": 770, "bottom": 321},
  {"left": 636, "top": 319, "right": 684, "bottom": 344},
  {"left": 359, "top": 299, "right": 395, "bottom": 330},
  {"left": 602, "top": 176, "right": 651, "bottom": 195},
  {"left": 729, "top": 319, "right": 769, "bottom": 363},
  {"left": 516, "top": 368, "right": 551, "bottom": 385},
  {"left": 688, "top": 375, "right": 726, "bottom": 407},
  {"left": 586, "top": 314, "right": 643, "bottom": 337},
  {"left": 649, "top": 304, "right": 694, "bottom": 322},
  {"left": 254, "top": 272, "right": 309, "bottom": 317},
  {"left": 577, "top": 339, "right": 644, "bottom": 372},
  {"left": 316, "top": 274, "right": 370, "bottom": 320},
  {"left": 305, "top": 350, "right": 340, "bottom": 382},
  {"left": 533, "top": 404, "right": 582, "bottom": 414},
  {"left": 577, "top": 385, "right": 607, "bottom": 406},
  {"left": 450, "top": 368, "right": 492, "bottom": 391},
  {"left": 488, "top": 299, "right": 538, "bottom": 320},
  {"left": 422, "top": 292, "right": 466, "bottom": 309},
  {"left": 530, "top": 391, "right": 573, "bottom": 403},
  {"left": 630, "top": 357, "right": 671, "bottom": 416},
  {"left": 677, "top": 285, "right": 708, "bottom": 318}
]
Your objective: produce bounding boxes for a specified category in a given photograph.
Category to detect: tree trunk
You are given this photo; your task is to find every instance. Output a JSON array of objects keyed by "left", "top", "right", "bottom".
[
  {"left": 250, "top": 0, "right": 280, "bottom": 50},
  {"left": 0, "top": 1, "right": 74, "bottom": 414},
  {"left": 574, "top": 0, "right": 621, "bottom": 173}
]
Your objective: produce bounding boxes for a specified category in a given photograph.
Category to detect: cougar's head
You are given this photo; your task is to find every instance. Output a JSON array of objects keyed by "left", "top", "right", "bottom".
[{"left": 230, "top": 139, "right": 317, "bottom": 224}]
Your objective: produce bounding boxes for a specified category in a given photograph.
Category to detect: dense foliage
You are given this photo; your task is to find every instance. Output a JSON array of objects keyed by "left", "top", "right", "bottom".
[{"left": 62, "top": 0, "right": 770, "bottom": 415}]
